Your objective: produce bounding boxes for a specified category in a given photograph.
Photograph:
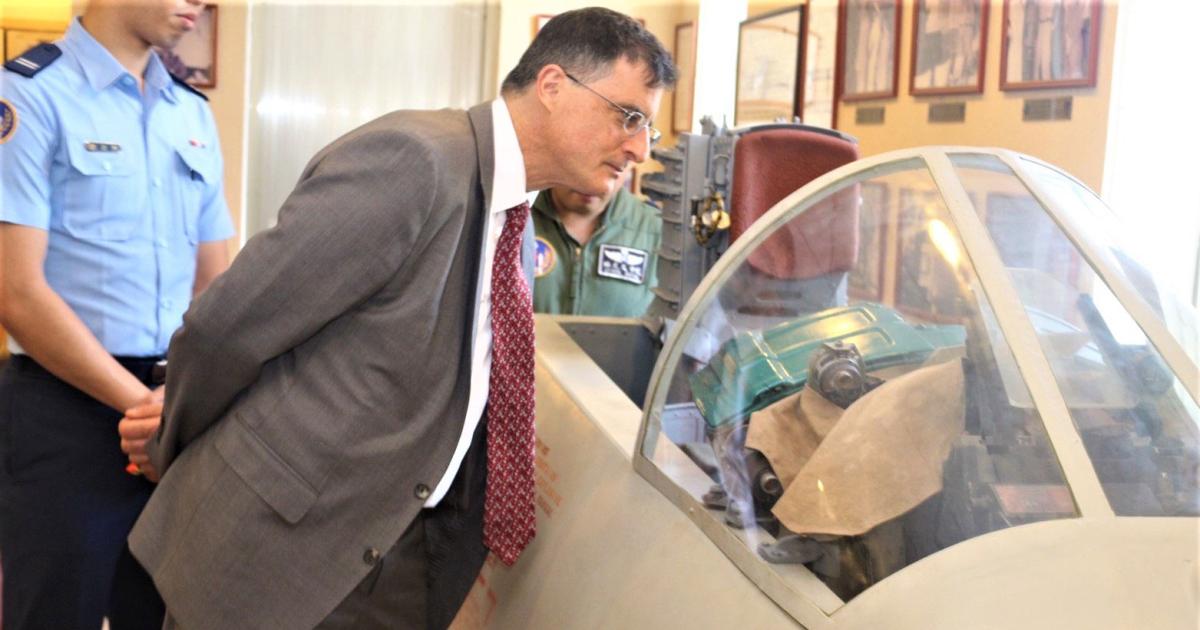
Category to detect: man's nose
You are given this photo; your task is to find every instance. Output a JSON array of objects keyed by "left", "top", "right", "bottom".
[{"left": 622, "top": 127, "right": 651, "bottom": 164}]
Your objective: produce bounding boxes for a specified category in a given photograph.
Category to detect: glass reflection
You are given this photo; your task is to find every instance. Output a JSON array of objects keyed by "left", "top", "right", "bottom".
[{"left": 954, "top": 154, "right": 1200, "bottom": 517}]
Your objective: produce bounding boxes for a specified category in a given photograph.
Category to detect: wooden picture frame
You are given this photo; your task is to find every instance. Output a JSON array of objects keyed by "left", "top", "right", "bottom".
[
  {"left": 801, "top": 0, "right": 839, "bottom": 129},
  {"left": 4, "top": 28, "right": 63, "bottom": 63},
  {"left": 1000, "top": 0, "right": 1102, "bottom": 91},
  {"left": 672, "top": 21, "right": 698, "bottom": 134},
  {"left": 157, "top": 4, "right": 218, "bottom": 88},
  {"left": 911, "top": 0, "right": 989, "bottom": 96},
  {"left": 735, "top": 5, "right": 805, "bottom": 127},
  {"left": 532, "top": 14, "right": 554, "bottom": 38},
  {"left": 836, "top": 0, "right": 902, "bottom": 103}
]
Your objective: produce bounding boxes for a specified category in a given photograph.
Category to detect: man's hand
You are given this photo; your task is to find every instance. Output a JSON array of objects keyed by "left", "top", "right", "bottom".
[{"left": 119, "top": 386, "right": 165, "bottom": 482}]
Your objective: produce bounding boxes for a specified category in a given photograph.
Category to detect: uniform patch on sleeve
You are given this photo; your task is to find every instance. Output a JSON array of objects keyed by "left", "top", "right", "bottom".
[
  {"left": 0, "top": 99, "right": 18, "bottom": 144},
  {"left": 534, "top": 236, "right": 557, "bottom": 278},
  {"left": 597, "top": 244, "right": 649, "bottom": 284}
]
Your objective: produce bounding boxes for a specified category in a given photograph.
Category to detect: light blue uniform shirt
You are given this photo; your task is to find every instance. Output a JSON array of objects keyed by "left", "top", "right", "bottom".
[{"left": 1, "top": 19, "right": 235, "bottom": 356}]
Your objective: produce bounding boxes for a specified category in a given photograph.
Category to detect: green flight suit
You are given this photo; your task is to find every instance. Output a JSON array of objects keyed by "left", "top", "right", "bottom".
[{"left": 532, "top": 187, "right": 662, "bottom": 317}]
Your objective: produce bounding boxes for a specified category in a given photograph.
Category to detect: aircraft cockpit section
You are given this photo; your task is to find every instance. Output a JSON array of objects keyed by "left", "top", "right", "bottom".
[
  {"left": 634, "top": 148, "right": 1199, "bottom": 625},
  {"left": 465, "top": 146, "right": 1198, "bottom": 630}
]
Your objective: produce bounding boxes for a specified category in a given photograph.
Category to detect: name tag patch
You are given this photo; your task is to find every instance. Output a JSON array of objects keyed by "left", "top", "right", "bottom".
[
  {"left": 84, "top": 141, "right": 122, "bottom": 152},
  {"left": 597, "top": 244, "right": 649, "bottom": 285}
]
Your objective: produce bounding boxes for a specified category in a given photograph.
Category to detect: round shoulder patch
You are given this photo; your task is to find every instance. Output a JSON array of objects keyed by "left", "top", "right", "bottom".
[
  {"left": 534, "top": 236, "right": 557, "bottom": 278},
  {"left": 0, "top": 99, "right": 18, "bottom": 145}
]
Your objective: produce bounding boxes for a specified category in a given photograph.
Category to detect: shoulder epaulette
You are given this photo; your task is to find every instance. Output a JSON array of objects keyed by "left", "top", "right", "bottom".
[
  {"left": 4, "top": 43, "right": 62, "bottom": 78},
  {"left": 171, "top": 75, "right": 209, "bottom": 101}
]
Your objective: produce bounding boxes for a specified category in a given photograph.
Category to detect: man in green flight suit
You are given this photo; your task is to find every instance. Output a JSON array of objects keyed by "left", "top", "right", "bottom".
[{"left": 532, "top": 175, "right": 662, "bottom": 317}]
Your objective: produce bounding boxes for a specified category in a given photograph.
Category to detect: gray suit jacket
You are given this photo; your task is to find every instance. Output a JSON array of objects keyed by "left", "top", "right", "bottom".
[{"left": 130, "top": 101, "right": 535, "bottom": 630}]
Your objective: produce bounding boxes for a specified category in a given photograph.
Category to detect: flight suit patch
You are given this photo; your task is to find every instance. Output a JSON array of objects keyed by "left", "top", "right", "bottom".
[
  {"left": 534, "top": 236, "right": 557, "bottom": 278},
  {"left": 597, "top": 244, "right": 649, "bottom": 285}
]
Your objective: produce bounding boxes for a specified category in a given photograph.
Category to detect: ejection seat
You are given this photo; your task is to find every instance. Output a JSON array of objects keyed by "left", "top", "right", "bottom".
[{"left": 721, "top": 124, "right": 861, "bottom": 328}]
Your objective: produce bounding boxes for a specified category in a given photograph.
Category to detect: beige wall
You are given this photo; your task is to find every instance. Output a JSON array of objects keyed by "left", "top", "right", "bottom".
[
  {"left": 833, "top": 0, "right": 1117, "bottom": 191},
  {"left": 0, "top": 0, "right": 71, "bottom": 30},
  {"left": 201, "top": 0, "right": 247, "bottom": 253}
]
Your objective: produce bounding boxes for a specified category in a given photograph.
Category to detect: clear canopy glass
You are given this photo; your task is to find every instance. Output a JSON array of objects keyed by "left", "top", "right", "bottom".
[{"left": 636, "top": 148, "right": 1200, "bottom": 616}]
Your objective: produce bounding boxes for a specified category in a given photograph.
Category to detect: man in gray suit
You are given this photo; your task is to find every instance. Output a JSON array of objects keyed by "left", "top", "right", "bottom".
[{"left": 116, "top": 7, "right": 674, "bottom": 630}]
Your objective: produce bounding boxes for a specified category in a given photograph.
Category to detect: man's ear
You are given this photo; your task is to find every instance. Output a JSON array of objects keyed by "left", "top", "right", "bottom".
[{"left": 535, "top": 64, "right": 568, "bottom": 112}]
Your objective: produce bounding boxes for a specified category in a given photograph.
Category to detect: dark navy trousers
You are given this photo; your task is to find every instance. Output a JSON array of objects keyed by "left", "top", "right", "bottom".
[{"left": 0, "top": 355, "right": 165, "bottom": 630}]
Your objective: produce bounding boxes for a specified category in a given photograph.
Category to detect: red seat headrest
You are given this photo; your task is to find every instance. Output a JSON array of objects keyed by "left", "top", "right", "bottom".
[{"left": 729, "top": 128, "right": 860, "bottom": 280}]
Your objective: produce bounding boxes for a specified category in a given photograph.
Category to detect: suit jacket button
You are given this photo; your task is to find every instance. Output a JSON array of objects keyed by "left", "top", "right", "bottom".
[
  {"left": 363, "top": 547, "right": 381, "bottom": 566},
  {"left": 414, "top": 483, "right": 431, "bottom": 500}
]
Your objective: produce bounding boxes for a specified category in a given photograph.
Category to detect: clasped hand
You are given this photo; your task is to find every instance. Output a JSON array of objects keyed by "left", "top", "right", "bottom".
[{"left": 118, "top": 386, "right": 164, "bottom": 482}]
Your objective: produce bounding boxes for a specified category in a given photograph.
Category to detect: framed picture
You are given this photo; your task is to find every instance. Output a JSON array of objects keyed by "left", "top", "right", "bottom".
[
  {"left": 1000, "top": 0, "right": 1102, "bottom": 91},
  {"left": 532, "top": 14, "right": 554, "bottom": 38},
  {"left": 848, "top": 182, "right": 888, "bottom": 301},
  {"left": 801, "top": 0, "right": 839, "bottom": 129},
  {"left": 836, "top": 0, "right": 901, "bottom": 102},
  {"left": 911, "top": 0, "right": 988, "bottom": 96},
  {"left": 157, "top": 4, "right": 218, "bottom": 88},
  {"left": 735, "top": 6, "right": 805, "bottom": 126},
  {"left": 5, "top": 28, "right": 63, "bottom": 63},
  {"left": 672, "top": 21, "right": 697, "bottom": 134}
]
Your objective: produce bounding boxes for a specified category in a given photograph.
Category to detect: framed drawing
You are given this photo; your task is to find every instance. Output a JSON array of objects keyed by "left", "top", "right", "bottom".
[
  {"left": 735, "top": 6, "right": 805, "bottom": 126},
  {"left": 848, "top": 182, "right": 888, "bottom": 302},
  {"left": 1000, "top": 0, "right": 1102, "bottom": 91},
  {"left": 157, "top": 4, "right": 218, "bottom": 88},
  {"left": 911, "top": 0, "right": 988, "bottom": 96},
  {"left": 836, "top": 0, "right": 901, "bottom": 102},
  {"left": 532, "top": 14, "right": 554, "bottom": 38},
  {"left": 802, "top": 0, "right": 839, "bottom": 128},
  {"left": 672, "top": 21, "right": 697, "bottom": 134},
  {"left": 5, "top": 29, "right": 63, "bottom": 63}
]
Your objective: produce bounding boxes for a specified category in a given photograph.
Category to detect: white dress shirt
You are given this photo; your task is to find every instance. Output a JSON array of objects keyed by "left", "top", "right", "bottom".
[{"left": 425, "top": 98, "right": 536, "bottom": 506}]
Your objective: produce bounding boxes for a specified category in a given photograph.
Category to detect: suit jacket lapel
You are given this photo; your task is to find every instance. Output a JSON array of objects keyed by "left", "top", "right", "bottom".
[{"left": 467, "top": 101, "right": 495, "bottom": 219}]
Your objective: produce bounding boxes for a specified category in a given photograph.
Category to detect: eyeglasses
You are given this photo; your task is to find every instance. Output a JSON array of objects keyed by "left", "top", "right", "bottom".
[{"left": 564, "top": 71, "right": 661, "bottom": 147}]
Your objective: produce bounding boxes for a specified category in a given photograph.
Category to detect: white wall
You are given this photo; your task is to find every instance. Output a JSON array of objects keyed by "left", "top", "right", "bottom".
[
  {"left": 243, "top": 0, "right": 491, "bottom": 237},
  {"left": 1103, "top": 0, "right": 1200, "bottom": 308}
]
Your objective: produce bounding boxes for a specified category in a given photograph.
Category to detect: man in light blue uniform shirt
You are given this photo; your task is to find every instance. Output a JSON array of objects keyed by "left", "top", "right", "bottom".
[{"left": 0, "top": 0, "right": 233, "bottom": 628}]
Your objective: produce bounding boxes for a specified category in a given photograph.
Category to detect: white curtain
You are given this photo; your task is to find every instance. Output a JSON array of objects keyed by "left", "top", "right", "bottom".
[{"left": 244, "top": 0, "right": 492, "bottom": 237}]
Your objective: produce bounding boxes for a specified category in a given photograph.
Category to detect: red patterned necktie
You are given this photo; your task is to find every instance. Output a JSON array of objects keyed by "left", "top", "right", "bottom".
[{"left": 483, "top": 201, "right": 537, "bottom": 566}]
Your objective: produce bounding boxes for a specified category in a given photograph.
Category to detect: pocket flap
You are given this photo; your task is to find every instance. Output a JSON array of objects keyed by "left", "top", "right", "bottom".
[
  {"left": 175, "top": 145, "right": 219, "bottom": 183},
  {"left": 214, "top": 414, "right": 319, "bottom": 525},
  {"left": 66, "top": 140, "right": 134, "bottom": 176}
]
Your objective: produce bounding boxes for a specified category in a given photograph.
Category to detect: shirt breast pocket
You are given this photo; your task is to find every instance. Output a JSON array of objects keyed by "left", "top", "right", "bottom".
[
  {"left": 175, "top": 146, "right": 218, "bottom": 245},
  {"left": 62, "top": 141, "right": 141, "bottom": 241}
]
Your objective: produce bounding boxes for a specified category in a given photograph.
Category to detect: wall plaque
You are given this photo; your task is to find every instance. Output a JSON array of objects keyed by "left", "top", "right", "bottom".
[
  {"left": 928, "top": 102, "right": 966, "bottom": 123},
  {"left": 1023, "top": 96, "right": 1073, "bottom": 121},
  {"left": 855, "top": 106, "right": 886, "bottom": 125}
]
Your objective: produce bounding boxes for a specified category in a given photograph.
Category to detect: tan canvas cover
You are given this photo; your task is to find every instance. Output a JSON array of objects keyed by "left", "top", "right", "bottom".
[
  {"left": 746, "top": 385, "right": 844, "bottom": 488},
  {"left": 771, "top": 359, "right": 966, "bottom": 536}
]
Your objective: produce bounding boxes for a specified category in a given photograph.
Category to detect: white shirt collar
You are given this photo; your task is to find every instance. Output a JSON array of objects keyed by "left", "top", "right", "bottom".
[{"left": 490, "top": 98, "right": 538, "bottom": 214}]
